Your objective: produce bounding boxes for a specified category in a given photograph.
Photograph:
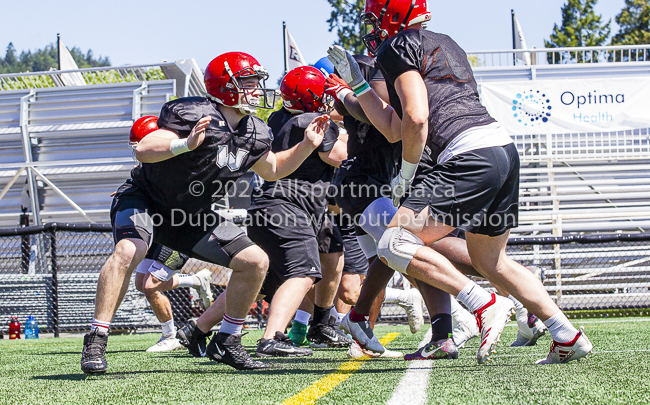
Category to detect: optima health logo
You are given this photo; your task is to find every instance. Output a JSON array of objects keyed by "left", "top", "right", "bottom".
[{"left": 512, "top": 89, "right": 552, "bottom": 127}]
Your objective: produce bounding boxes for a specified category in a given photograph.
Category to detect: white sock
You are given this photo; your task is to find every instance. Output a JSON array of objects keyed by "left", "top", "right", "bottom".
[
  {"left": 457, "top": 281, "right": 492, "bottom": 313},
  {"left": 543, "top": 311, "right": 579, "bottom": 343},
  {"left": 294, "top": 310, "right": 311, "bottom": 326},
  {"left": 335, "top": 310, "right": 345, "bottom": 323},
  {"left": 508, "top": 295, "right": 524, "bottom": 311},
  {"left": 161, "top": 319, "right": 176, "bottom": 337},
  {"left": 90, "top": 318, "right": 110, "bottom": 334},
  {"left": 384, "top": 287, "right": 402, "bottom": 303},
  {"left": 219, "top": 314, "right": 245, "bottom": 335},
  {"left": 177, "top": 273, "right": 197, "bottom": 288}
]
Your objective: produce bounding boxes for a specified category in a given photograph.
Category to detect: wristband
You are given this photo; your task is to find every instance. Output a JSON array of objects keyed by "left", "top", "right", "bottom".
[
  {"left": 170, "top": 138, "right": 190, "bottom": 156},
  {"left": 352, "top": 81, "right": 371, "bottom": 96},
  {"left": 400, "top": 159, "right": 418, "bottom": 181},
  {"left": 336, "top": 88, "right": 353, "bottom": 102}
]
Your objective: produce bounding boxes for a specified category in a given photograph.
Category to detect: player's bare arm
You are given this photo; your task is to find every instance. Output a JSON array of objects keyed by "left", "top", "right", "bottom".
[
  {"left": 395, "top": 71, "right": 429, "bottom": 166},
  {"left": 135, "top": 116, "right": 211, "bottom": 163},
  {"left": 319, "top": 138, "right": 348, "bottom": 168},
  {"left": 327, "top": 46, "right": 402, "bottom": 143},
  {"left": 251, "top": 115, "right": 329, "bottom": 181}
]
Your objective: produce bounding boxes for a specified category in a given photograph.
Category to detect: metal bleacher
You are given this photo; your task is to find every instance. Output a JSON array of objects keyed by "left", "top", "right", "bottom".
[{"left": 0, "top": 60, "right": 205, "bottom": 227}]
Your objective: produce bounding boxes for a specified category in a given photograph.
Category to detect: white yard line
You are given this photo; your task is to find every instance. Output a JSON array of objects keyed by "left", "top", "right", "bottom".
[{"left": 386, "top": 328, "right": 432, "bottom": 405}]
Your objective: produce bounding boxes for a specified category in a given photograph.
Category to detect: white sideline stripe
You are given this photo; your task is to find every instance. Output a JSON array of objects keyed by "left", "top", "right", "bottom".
[
  {"left": 491, "top": 349, "right": 650, "bottom": 358},
  {"left": 386, "top": 328, "right": 432, "bottom": 405},
  {"left": 503, "top": 317, "right": 650, "bottom": 327}
]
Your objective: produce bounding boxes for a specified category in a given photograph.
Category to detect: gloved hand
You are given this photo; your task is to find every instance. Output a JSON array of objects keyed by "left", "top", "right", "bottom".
[
  {"left": 324, "top": 73, "right": 352, "bottom": 102},
  {"left": 327, "top": 45, "right": 370, "bottom": 96},
  {"left": 390, "top": 171, "right": 414, "bottom": 207}
]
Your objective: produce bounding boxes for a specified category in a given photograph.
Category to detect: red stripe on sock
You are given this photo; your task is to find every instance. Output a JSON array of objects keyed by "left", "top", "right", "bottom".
[{"left": 223, "top": 314, "right": 245, "bottom": 325}]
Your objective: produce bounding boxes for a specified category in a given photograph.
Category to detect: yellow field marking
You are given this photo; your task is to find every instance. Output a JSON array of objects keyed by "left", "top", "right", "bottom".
[{"left": 281, "top": 332, "right": 401, "bottom": 405}]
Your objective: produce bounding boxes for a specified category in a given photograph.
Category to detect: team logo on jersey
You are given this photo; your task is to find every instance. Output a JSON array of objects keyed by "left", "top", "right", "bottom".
[
  {"left": 512, "top": 90, "right": 552, "bottom": 127},
  {"left": 215, "top": 145, "right": 249, "bottom": 172}
]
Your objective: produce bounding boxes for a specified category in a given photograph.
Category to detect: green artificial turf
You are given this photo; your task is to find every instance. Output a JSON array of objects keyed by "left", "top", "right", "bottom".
[{"left": 0, "top": 319, "right": 648, "bottom": 405}]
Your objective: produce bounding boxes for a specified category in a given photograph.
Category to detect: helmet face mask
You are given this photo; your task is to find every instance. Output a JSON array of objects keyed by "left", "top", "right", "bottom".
[
  {"left": 204, "top": 52, "right": 278, "bottom": 116},
  {"left": 362, "top": 0, "right": 432, "bottom": 56}
]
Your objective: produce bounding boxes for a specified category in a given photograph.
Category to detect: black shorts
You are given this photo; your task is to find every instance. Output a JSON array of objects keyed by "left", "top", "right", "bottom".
[
  {"left": 110, "top": 183, "right": 254, "bottom": 268},
  {"left": 334, "top": 213, "right": 369, "bottom": 275},
  {"left": 317, "top": 212, "right": 344, "bottom": 254},
  {"left": 402, "top": 143, "right": 519, "bottom": 236},
  {"left": 247, "top": 204, "right": 322, "bottom": 301},
  {"left": 333, "top": 173, "right": 391, "bottom": 220}
]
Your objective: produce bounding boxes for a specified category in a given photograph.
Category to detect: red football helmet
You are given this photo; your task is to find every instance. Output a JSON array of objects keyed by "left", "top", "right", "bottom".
[
  {"left": 280, "top": 66, "right": 333, "bottom": 114},
  {"left": 129, "top": 115, "right": 159, "bottom": 150},
  {"left": 204, "top": 52, "right": 276, "bottom": 115},
  {"left": 362, "top": 0, "right": 432, "bottom": 55}
]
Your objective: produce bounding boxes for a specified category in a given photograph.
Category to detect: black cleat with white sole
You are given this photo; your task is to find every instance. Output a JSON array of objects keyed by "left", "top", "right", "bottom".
[
  {"left": 256, "top": 331, "right": 313, "bottom": 357},
  {"left": 81, "top": 330, "right": 108, "bottom": 374},
  {"left": 176, "top": 320, "right": 211, "bottom": 358},
  {"left": 307, "top": 317, "right": 353, "bottom": 348},
  {"left": 206, "top": 332, "right": 269, "bottom": 370}
]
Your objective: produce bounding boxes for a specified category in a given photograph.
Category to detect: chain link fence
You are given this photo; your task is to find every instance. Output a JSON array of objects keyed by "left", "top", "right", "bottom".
[{"left": 1, "top": 224, "right": 649, "bottom": 334}]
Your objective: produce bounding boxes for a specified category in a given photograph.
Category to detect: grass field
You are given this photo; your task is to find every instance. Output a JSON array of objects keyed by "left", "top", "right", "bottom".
[{"left": 1, "top": 318, "right": 649, "bottom": 405}]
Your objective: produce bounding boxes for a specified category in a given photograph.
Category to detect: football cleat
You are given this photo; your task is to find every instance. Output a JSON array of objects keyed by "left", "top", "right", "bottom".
[
  {"left": 308, "top": 317, "right": 353, "bottom": 348},
  {"left": 395, "top": 288, "right": 425, "bottom": 334},
  {"left": 194, "top": 269, "right": 214, "bottom": 308},
  {"left": 451, "top": 302, "right": 480, "bottom": 349},
  {"left": 339, "top": 313, "right": 385, "bottom": 354},
  {"left": 475, "top": 294, "right": 516, "bottom": 364},
  {"left": 511, "top": 307, "right": 548, "bottom": 347},
  {"left": 404, "top": 337, "right": 458, "bottom": 361},
  {"left": 536, "top": 327, "right": 593, "bottom": 364},
  {"left": 176, "top": 320, "right": 211, "bottom": 358},
  {"left": 346, "top": 341, "right": 404, "bottom": 359},
  {"left": 206, "top": 332, "right": 269, "bottom": 370},
  {"left": 81, "top": 329, "right": 108, "bottom": 374},
  {"left": 256, "top": 331, "right": 313, "bottom": 357},
  {"left": 288, "top": 321, "right": 309, "bottom": 346},
  {"left": 146, "top": 335, "right": 182, "bottom": 353}
]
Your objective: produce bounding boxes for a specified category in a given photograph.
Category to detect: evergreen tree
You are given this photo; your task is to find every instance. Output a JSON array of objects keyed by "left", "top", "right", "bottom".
[
  {"left": 326, "top": 0, "right": 366, "bottom": 55},
  {"left": 545, "top": 0, "right": 611, "bottom": 62},
  {"left": 0, "top": 43, "right": 110, "bottom": 74},
  {"left": 611, "top": 0, "right": 650, "bottom": 46}
]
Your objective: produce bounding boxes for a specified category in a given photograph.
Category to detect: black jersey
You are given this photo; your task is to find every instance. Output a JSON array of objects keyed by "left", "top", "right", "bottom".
[
  {"left": 376, "top": 29, "right": 496, "bottom": 163},
  {"left": 249, "top": 108, "right": 339, "bottom": 218},
  {"left": 129, "top": 97, "right": 272, "bottom": 217},
  {"left": 340, "top": 55, "right": 400, "bottom": 184}
]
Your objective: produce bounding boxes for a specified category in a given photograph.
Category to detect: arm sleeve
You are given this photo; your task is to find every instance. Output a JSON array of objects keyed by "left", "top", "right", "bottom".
[
  {"left": 316, "top": 120, "right": 340, "bottom": 153},
  {"left": 156, "top": 102, "right": 194, "bottom": 138}
]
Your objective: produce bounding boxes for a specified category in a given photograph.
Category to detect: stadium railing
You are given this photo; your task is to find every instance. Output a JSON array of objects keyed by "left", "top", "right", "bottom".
[
  {"left": 1, "top": 223, "right": 648, "bottom": 333},
  {"left": 467, "top": 44, "right": 650, "bottom": 68}
]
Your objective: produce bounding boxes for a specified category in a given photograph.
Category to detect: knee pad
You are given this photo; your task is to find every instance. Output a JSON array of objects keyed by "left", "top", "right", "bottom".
[
  {"left": 358, "top": 197, "right": 398, "bottom": 242},
  {"left": 356, "top": 233, "right": 377, "bottom": 259},
  {"left": 377, "top": 227, "right": 424, "bottom": 274}
]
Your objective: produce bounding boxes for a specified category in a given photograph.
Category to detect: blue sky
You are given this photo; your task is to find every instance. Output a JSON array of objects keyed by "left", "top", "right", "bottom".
[{"left": 1, "top": 0, "right": 626, "bottom": 81}]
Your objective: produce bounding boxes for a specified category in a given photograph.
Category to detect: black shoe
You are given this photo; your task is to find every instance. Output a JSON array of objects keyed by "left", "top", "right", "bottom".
[
  {"left": 81, "top": 330, "right": 108, "bottom": 374},
  {"left": 256, "top": 331, "right": 313, "bottom": 357},
  {"left": 176, "top": 320, "right": 211, "bottom": 358},
  {"left": 308, "top": 317, "right": 353, "bottom": 348},
  {"left": 206, "top": 332, "right": 269, "bottom": 370}
]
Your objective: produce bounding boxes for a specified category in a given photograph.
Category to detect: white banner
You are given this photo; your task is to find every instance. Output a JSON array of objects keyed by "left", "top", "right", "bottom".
[
  {"left": 481, "top": 78, "right": 650, "bottom": 134},
  {"left": 284, "top": 28, "right": 306, "bottom": 71},
  {"left": 58, "top": 37, "right": 86, "bottom": 87},
  {"left": 512, "top": 13, "right": 531, "bottom": 66}
]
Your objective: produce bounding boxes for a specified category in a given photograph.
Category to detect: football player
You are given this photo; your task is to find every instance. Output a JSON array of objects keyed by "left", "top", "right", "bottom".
[
  {"left": 81, "top": 52, "right": 330, "bottom": 373},
  {"left": 177, "top": 66, "right": 353, "bottom": 359},
  {"left": 128, "top": 116, "right": 214, "bottom": 353},
  {"left": 327, "top": 0, "right": 592, "bottom": 364}
]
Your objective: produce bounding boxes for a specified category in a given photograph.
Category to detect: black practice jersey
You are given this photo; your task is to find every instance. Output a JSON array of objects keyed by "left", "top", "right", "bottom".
[
  {"left": 376, "top": 29, "right": 496, "bottom": 163},
  {"left": 129, "top": 97, "right": 273, "bottom": 217},
  {"left": 250, "top": 108, "right": 339, "bottom": 218},
  {"left": 340, "top": 55, "right": 400, "bottom": 184}
]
